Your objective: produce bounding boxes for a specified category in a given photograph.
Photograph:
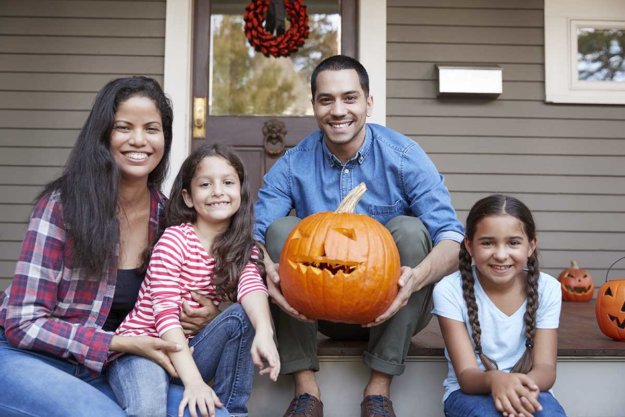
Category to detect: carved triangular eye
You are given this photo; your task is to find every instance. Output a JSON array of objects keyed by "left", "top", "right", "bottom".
[
  {"left": 289, "top": 229, "right": 302, "bottom": 239},
  {"left": 333, "top": 227, "right": 356, "bottom": 240},
  {"left": 605, "top": 287, "right": 614, "bottom": 297}
]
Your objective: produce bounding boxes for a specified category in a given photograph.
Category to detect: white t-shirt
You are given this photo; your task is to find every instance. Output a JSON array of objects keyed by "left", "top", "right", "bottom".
[{"left": 432, "top": 267, "right": 561, "bottom": 401}]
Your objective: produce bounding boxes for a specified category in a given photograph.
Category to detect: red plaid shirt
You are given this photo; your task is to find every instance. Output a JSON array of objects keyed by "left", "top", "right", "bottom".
[{"left": 0, "top": 188, "right": 165, "bottom": 373}]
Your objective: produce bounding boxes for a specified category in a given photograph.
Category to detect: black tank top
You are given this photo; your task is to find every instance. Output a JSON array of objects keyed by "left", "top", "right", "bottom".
[{"left": 102, "top": 269, "right": 144, "bottom": 332}]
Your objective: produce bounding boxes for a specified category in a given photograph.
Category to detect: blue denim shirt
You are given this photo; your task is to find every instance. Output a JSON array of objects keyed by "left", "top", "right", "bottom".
[{"left": 254, "top": 123, "right": 464, "bottom": 245}]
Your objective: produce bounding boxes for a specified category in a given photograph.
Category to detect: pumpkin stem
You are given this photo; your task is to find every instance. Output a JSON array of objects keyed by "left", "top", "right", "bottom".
[
  {"left": 336, "top": 182, "right": 367, "bottom": 213},
  {"left": 571, "top": 260, "right": 578, "bottom": 269}
]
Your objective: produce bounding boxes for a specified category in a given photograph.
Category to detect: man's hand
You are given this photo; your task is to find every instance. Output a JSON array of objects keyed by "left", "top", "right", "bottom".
[
  {"left": 365, "top": 240, "right": 460, "bottom": 327},
  {"left": 180, "top": 292, "right": 220, "bottom": 335},
  {"left": 265, "top": 257, "right": 310, "bottom": 321},
  {"left": 363, "top": 265, "right": 423, "bottom": 327}
]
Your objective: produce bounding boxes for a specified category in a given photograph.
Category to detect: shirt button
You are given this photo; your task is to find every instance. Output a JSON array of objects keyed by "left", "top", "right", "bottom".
[{"left": 344, "top": 169, "right": 350, "bottom": 174}]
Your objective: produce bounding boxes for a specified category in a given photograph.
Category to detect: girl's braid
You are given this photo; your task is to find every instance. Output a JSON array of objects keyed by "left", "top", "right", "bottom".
[
  {"left": 459, "top": 244, "right": 498, "bottom": 371},
  {"left": 511, "top": 252, "right": 540, "bottom": 374}
]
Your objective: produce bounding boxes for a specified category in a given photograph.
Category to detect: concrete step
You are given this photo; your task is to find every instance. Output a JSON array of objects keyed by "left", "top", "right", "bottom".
[{"left": 248, "top": 356, "right": 625, "bottom": 417}]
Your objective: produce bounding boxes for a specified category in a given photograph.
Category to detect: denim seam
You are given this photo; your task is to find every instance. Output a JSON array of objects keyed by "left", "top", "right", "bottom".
[
  {"left": 219, "top": 311, "right": 249, "bottom": 412},
  {"left": 0, "top": 405, "right": 41, "bottom": 417}
]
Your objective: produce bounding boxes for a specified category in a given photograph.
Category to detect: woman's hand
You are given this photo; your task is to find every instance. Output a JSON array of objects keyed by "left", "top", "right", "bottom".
[
  {"left": 180, "top": 292, "right": 220, "bottom": 335},
  {"left": 489, "top": 371, "right": 542, "bottom": 417},
  {"left": 250, "top": 330, "right": 281, "bottom": 381},
  {"left": 179, "top": 381, "right": 223, "bottom": 417},
  {"left": 110, "top": 335, "right": 182, "bottom": 377}
]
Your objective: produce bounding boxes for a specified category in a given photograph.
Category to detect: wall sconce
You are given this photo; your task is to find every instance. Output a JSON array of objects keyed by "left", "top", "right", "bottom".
[{"left": 436, "top": 65, "right": 503, "bottom": 97}]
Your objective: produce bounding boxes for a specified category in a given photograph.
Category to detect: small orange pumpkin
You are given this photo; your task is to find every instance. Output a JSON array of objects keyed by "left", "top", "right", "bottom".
[
  {"left": 279, "top": 183, "right": 400, "bottom": 324},
  {"left": 595, "top": 279, "right": 625, "bottom": 341},
  {"left": 558, "top": 260, "right": 594, "bottom": 302},
  {"left": 595, "top": 257, "right": 625, "bottom": 341}
]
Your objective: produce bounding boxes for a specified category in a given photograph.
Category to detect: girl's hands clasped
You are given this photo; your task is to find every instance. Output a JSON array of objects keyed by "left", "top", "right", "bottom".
[{"left": 489, "top": 371, "right": 542, "bottom": 417}]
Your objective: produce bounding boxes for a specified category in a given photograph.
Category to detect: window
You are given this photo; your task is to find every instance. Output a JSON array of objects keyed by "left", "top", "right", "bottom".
[
  {"left": 208, "top": 0, "right": 341, "bottom": 116},
  {"left": 545, "top": 0, "right": 625, "bottom": 104}
]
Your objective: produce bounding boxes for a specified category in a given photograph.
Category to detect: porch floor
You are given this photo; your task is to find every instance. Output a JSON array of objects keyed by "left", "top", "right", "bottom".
[{"left": 317, "top": 301, "right": 625, "bottom": 357}]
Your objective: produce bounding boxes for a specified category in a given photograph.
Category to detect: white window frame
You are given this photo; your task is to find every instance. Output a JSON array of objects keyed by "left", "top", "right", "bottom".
[{"left": 545, "top": 0, "right": 625, "bottom": 104}]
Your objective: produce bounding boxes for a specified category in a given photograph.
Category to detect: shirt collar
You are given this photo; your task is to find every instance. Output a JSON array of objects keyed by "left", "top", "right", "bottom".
[{"left": 321, "top": 125, "right": 371, "bottom": 167}]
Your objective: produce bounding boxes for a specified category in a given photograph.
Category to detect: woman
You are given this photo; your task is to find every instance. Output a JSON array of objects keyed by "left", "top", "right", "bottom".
[{"left": 0, "top": 77, "right": 219, "bottom": 417}]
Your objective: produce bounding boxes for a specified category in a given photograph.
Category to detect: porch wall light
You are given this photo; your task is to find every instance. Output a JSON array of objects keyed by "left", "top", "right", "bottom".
[{"left": 436, "top": 65, "right": 503, "bottom": 97}]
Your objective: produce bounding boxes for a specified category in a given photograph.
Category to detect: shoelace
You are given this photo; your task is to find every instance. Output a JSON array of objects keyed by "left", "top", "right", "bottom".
[
  {"left": 293, "top": 394, "right": 315, "bottom": 415},
  {"left": 365, "top": 396, "right": 390, "bottom": 416}
]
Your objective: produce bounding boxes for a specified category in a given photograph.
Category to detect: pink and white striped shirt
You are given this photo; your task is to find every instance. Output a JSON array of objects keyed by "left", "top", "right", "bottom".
[{"left": 116, "top": 223, "right": 267, "bottom": 338}]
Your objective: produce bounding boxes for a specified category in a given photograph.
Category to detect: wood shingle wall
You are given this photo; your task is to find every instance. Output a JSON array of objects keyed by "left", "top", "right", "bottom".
[
  {"left": 0, "top": 0, "right": 166, "bottom": 288},
  {"left": 387, "top": 0, "right": 625, "bottom": 284}
]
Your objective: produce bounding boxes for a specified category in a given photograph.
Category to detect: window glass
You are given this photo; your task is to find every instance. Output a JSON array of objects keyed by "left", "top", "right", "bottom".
[
  {"left": 209, "top": 0, "right": 340, "bottom": 116},
  {"left": 577, "top": 28, "right": 625, "bottom": 82}
]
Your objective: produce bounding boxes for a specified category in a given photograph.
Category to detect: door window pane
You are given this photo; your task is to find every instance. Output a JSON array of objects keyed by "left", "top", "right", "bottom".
[{"left": 209, "top": 0, "right": 340, "bottom": 116}]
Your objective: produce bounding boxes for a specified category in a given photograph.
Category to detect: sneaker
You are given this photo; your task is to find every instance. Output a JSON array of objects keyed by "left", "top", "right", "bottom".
[
  {"left": 283, "top": 393, "right": 324, "bottom": 417},
  {"left": 361, "top": 395, "right": 396, "bottom": 417}
]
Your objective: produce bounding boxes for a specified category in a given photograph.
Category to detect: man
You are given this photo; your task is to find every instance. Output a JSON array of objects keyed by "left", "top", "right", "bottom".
[{"left": 254, "top": 55, "right": 464, "bottom": 417}]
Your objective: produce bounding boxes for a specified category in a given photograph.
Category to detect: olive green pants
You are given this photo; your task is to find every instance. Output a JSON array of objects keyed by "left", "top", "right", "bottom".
[{"left": 266, "top": 215, "right": 433, "bottom": 376}]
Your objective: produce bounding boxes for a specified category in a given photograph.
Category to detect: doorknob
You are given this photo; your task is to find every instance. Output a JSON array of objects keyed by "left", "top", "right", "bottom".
[
  {"left": 263, "top": 119, "right": 286, "bottom": 157},
  {"left": 192, "top": 97, "right": 206, "bottom": 138}
]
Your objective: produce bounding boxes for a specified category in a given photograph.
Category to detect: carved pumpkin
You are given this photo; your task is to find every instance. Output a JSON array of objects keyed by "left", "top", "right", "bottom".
[
  {"left": 279, "top": 183, "right": 400, "bottom": 324},
  {"left": 595, "top": 279, "right": 625, "bottom": 341},
  {"left": 558, "top": 260, "right": 594, "bottom": 302}
]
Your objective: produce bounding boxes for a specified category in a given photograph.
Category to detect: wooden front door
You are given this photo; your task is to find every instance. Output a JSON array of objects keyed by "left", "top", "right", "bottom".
[{"left": 192, "top": 0, "right": 357, "bottom": 199}]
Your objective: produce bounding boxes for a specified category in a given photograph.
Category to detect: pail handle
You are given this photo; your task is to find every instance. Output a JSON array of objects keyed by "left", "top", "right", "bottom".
[{"left": 605, "top": 256, "right": 625, "bottom": 282}]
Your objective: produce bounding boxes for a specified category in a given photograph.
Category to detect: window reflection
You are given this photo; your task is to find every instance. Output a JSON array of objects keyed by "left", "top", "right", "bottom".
[
  {"left": 209, "top": 1, "right": 340, "bottom": 116},
  {"left": 577, "top": 27, "right": 625, "bottom": 81}
]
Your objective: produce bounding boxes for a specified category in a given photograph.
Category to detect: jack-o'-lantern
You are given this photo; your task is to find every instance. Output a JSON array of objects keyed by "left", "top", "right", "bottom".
[
  {"left": 595, "top": 279, "right": 625, "bottom": 341},
  {"left": 595, "top": 257, "right": 625, "bottom": 341},
  {"left": 279, "top": 183, "right": 400, "bottom": 324},
  {"left": 558, "top": 260, "right": 594, "bottom": 302}
]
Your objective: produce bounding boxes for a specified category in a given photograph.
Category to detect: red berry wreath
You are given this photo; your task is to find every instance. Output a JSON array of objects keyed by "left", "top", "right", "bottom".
[{"left": 244, "top": 0, "right": 310, "bottom": 58}]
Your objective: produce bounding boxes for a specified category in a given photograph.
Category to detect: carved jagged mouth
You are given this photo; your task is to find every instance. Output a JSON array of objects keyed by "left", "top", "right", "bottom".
[
  {"left": 564, "top": 285, "right": 592, "bottom": 294},
  {"left": 608, "top": 315, "right": 625, "bottom": 329},
  {"left": 294, "top": 259, "right": 360, "bottom": 275},
  {"left": 298, "top": 261, "right": 358, "bottom": 275}
]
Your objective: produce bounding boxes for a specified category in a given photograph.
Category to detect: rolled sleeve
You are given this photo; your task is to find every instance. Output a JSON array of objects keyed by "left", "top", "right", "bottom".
[{"left": 402, "top": 143, "right": 464, "bottom": 245}]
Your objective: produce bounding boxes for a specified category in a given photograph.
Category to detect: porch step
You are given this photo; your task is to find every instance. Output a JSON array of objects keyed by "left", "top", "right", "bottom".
[
  {"left": 248, "top": 302, "right": 625, "bottom": 417},
  {"left": 249, "top": 356, "right": 625, "bottom": 417}
]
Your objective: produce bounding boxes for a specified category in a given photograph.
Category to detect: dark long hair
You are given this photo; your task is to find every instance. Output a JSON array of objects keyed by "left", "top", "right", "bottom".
[
  {"left": 460, "top": 194, "right": 539, "bottom": 374},
  {"left": 39, "top": 76, "right": 173, "bottom": 277},
  {"left": 166, "top": 142, "right": 265, "bottom": 300},
  {"left": 311, "top": 54, "right": 370, "bottom": 98}
]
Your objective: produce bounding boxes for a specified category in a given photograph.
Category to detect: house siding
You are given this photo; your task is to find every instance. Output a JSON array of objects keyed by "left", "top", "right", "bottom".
[
  {"left": 387, "top": 0, "right": 625, "bottom": 284},
  {"left": 0, "top": 0, "right": 166, "bottom": 288}
]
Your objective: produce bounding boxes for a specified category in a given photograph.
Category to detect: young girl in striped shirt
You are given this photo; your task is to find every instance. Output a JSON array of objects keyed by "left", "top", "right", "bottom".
[{"left": 108, "top": 142, "right": 279, "bottom": 417}]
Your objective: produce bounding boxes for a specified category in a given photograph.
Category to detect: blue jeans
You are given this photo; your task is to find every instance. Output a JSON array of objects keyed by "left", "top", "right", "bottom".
[
  {"left": 444, "top": 389, "right": 567, "bottom": 417},
  {"left": 107, "top": 303, "right": 254, "bottom": 417},
  {"left": 0, "top": 327, "right": 126, "bottom": 417}
]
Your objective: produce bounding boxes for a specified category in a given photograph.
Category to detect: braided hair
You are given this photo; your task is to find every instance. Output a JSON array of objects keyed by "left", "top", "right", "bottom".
[{"left": 459, "top": 194, "right": 539, "bottom": 374}]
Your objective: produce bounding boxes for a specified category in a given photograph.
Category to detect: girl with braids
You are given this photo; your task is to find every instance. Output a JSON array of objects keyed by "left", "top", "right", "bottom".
[
  {"left": 109, "top": 142, "right": 279, "bottom": 417},
  {"left": 433, "top": 194, "right": 566, "bottom": 417}
]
